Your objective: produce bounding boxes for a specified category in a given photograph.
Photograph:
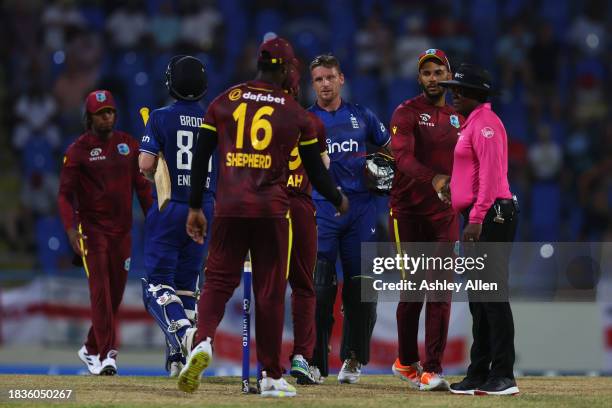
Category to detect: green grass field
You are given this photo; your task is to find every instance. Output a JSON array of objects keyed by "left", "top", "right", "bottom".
[{"left": 1, "top": 375, "right": 611, "bottom": 407}]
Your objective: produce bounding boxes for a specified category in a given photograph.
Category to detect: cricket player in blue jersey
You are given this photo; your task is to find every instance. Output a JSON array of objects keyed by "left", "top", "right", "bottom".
[
  {"left": 138, "top": 55, "right": 217, "bottom": 377},
  {"left": 308, "top": 54, "right": 390, "bottom": 384}
]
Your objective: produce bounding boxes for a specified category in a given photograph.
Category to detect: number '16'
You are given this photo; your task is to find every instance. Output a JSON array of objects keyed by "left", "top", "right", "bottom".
[{"left": 232, "top": 102, "right": 274, "bottom": 150}]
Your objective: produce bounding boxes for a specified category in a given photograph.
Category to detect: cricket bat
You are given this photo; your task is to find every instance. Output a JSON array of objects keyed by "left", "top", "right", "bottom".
[{"left": 140, "top": 107, "right": 171, "bottom": 211}]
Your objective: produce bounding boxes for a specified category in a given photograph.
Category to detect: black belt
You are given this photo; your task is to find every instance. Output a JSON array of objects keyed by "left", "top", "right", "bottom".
[{"left": 462, "top": 195, "right": 519, "bottom": 222}]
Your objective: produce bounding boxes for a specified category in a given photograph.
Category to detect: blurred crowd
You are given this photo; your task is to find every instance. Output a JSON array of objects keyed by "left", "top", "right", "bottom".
[{"left": 0, "top": 0, "right": 610, "bottom": 273}]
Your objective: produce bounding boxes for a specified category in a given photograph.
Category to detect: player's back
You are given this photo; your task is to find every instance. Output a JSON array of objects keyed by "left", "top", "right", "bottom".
[
  {"left": 204, "top": 80, "right": 312, "bottom": 218},
  {"left": 142, "top": 100, "right": 216, "bottom": 204}
]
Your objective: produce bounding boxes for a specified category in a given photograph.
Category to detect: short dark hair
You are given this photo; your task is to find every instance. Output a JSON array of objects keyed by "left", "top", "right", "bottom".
[{"left": 310, "top": 54, "right": 342, "bottom": 73}]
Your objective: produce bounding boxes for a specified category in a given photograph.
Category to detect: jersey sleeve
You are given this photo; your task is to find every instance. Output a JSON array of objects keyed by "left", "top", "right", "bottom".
[
  {"left": 201, "top": 96, "right": 219, "bottom": 132},
  {"left": 390, "top": 106, "right": 436, "bottom": 184},
  {"left": 305, "top": 112, "right": 327, "bottom": 153},
  {"left": 297, "top": 106, "right": 317, "bottom": 146},
  {"left": 57, "top": 145, "right": 80, "bottom": 231},
  {"left": 364, "top": 106, "right": 391, "bottom": 147},
  {"left": 139, "top": 110, "right": 161, "bottom": 156}
]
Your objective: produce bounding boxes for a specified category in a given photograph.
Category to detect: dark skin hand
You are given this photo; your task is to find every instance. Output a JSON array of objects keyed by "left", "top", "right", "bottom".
[
  {"left": 432, "top": 174, "right": 451, "bottom": 205},
  {"left": 186, "top": 208, "right": 207, "bottom": 244},
  {"left": 462, "top": 223, "right": 482, "bottom": 242},
  {"left": 67, "top": 227, "right": 87, "bottom": 256}
]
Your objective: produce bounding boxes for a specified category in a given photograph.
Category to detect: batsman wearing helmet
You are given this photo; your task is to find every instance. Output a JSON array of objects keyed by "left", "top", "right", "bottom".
[
  {"left": 58, "top": 90, "right": 152, "bottom": 376},
  {"left": 138, "top": 55, "right": 216, "bottom": 377},
  {"left": 388, "top": 49, "right": 463, "bottom": 391}
]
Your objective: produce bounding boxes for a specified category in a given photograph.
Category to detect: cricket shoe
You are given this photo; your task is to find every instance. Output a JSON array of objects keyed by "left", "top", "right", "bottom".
[
  {"left": 449, "top": 376, "right": 486, "bottom": 395},
  {"left": 260, "top": 371, "right": 297, "bottom": 397},
  {"left": 99, "top": 350, "right": 118, "bottom": 376},
  {"left": 181, "top": 327, "right": 197, "bottom": 356},
  {"left": 391, "top": 358, "right": 422, "bottom": 389},
  {"left": 177, "top": 337, "right": 212, "bottom": 393},
  {"left": 77, "top": 346, "right": 101, "bottom": 375},
  {"left": 474, "top": 377, "right": 519, "bottom": 396},
  {"left": 290, "top": 354, "right": 317, "bottom": 385},
  {"left": 169, "top": 361, "right": 183, "bottom": 378},
  {"left": 308, "top": 365, "right": 325, "bottom": 384},
  {"left": 337, "top": 357, "right": 361, "bottom": 384},
  {"left": 419, "top": 372, "right": 450, "bottom": 391}
]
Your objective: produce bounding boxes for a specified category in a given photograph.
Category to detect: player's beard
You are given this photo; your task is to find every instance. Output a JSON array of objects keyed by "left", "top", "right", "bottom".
[
  {"left": 93, "top": 123, "right": 114, "bottom": 139},
  {"left": 422, "top": 85, "right": 445, "bottom": 104}
]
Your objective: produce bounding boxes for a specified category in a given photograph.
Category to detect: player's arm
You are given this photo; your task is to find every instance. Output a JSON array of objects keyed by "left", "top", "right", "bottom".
[
  {"left": 321, "top": 152, "right": 330, "bottom": 169},
  {"left": 390, "top": 109, "right": 447, "bottom": 192},
  {"left": 311, "top": 113, "right": 330, "bottom": 169},
  {"left": 365, "top": 106, "right": 392, "bottom": 156},
  {"left": 298, "top": 138, "right": 348, "bottom": 213},
  {"left": 187, "top": 125, "right": 218, "bottom": 243},
  {"left": 139, "top": 110, "right": 161, "bottom": 182},
  {"left": 58, "top": 149, "right": 87, "bottom": 256},
  {"left": 138, "top": 152, "right": 157, "bottom": 182}
]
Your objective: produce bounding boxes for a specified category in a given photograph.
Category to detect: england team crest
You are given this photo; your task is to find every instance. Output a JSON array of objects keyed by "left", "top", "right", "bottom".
[
  {"left": 450, "top": 115, "right": 460, "bottom": 128},
  {"left": 117, "top": 143, "right": 130, "bottom": 155}
]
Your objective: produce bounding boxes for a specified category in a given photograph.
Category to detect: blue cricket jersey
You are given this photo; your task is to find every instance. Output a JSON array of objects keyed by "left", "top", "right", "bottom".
[
  {"left": 140, "top": 100, "right": 217, "bottom": 204},
  {"left": 308, "top": 100, "right": 390, "bottom": 198}
]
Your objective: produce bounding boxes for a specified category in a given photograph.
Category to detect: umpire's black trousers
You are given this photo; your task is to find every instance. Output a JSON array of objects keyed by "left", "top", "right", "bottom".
[{"left": 464, "top": 199, "right": 518, "bottom": 380}]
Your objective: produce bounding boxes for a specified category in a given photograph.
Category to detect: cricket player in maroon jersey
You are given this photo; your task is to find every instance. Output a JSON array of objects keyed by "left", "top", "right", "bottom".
[
  {"left": 388, "top": 49, "right": 463, "bottom": 391},
  {"left": 177, "top": 38, "right": 348, "bottom": 397},
  {"left": 283, "top": 61, "right": 330, "bottom": 385},
  {"left": 57, "top": 90, "right": 152, "bottom": 376}
]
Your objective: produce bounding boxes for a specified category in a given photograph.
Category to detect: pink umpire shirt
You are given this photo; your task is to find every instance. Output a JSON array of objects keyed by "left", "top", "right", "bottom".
[{"left": 450, "top": 103, "right": 512, "bottom": 224}]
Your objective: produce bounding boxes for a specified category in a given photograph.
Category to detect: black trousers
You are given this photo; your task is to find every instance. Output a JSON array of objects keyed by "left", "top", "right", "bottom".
[{"left": 464, "top": 199, "right": 518, "bottom": 380}]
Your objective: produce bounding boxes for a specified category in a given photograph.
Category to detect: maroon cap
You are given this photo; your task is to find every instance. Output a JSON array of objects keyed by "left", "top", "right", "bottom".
[
  {"left": 257, "top": 37, "right": 295, "bottom": 65},
  {"left": 417, "top": 49, "right": 451, "bottom": 71},
  {"left": 85, "top": 90, "right": 116, "bottom": 114},
  {"left": 284, "top": 60, "right": 301, "bottom": 95}
]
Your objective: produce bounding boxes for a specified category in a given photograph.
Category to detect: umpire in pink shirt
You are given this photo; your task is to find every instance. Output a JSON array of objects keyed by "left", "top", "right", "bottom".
[{"left": 439, "top": 64, "right": 520, "bottom": 396}]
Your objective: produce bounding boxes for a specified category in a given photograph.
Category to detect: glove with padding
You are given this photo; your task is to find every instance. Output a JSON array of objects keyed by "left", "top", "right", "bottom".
[{"left": 364, "top": 152, "right": 395, "bottom": 195}]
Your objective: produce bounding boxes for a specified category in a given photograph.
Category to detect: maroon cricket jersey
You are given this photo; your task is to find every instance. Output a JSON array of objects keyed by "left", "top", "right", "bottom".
[
  {"left": 203, "top": 80, "right": 317, "bottom": 218},
  {"left": 58, "top": 130, "right": 152, "bottom": 235},
  {"left": 389, "top": 94, "right": 463, "bottom": 219},
  {"left": 287, "top": 112, "right": 328, "bottom": 198}
]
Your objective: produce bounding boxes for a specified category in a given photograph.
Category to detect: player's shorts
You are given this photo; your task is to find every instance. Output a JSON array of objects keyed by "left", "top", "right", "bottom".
[
  {"left": 205, "top": 215, "right": 291, "bottom": 281},
  {"left": 314, "top": 193, "right": 377, "bottom": 280}
]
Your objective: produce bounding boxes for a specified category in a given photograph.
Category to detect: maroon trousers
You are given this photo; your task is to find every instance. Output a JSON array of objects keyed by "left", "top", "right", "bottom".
[
  {"left": 195, "top": 216, "right": 291, "bottom": 379},
  {"left": 82, "top": 228, "right": 130, "bottom": 360},
  {"left": 288, "top": 195, "right": 317, "bottom": 360},
  {"left": 389, "top": 212, "right": 458, "bottom": 373}
]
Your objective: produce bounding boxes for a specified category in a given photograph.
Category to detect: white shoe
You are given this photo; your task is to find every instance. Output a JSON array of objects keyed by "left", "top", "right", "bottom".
[
  {"left": 260, "top": 371, "right": 297, "bottom": 397},
  {"left": 177, "top": 337, "right": 212, "bottom": 393},
  {"left": 181, "top": 327, "right": 197, "bottom": 357},
  {"left": 309, "top": 365, "right": 325, "bottom": 384},
  {"left": 99, "top": 350, "right": 117, "bottom": 376},
  {"left": 419, "top": 372, "right": 450, "bottom": 391},
  {"left": 77, "top": 346, "right": 101, "bottom": 375},
  {"left": 169, "top": 361, "right": 183, "bottom": 377},
  {"left": 338, "top": 358, "right": 361, "bottom": 384}
]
